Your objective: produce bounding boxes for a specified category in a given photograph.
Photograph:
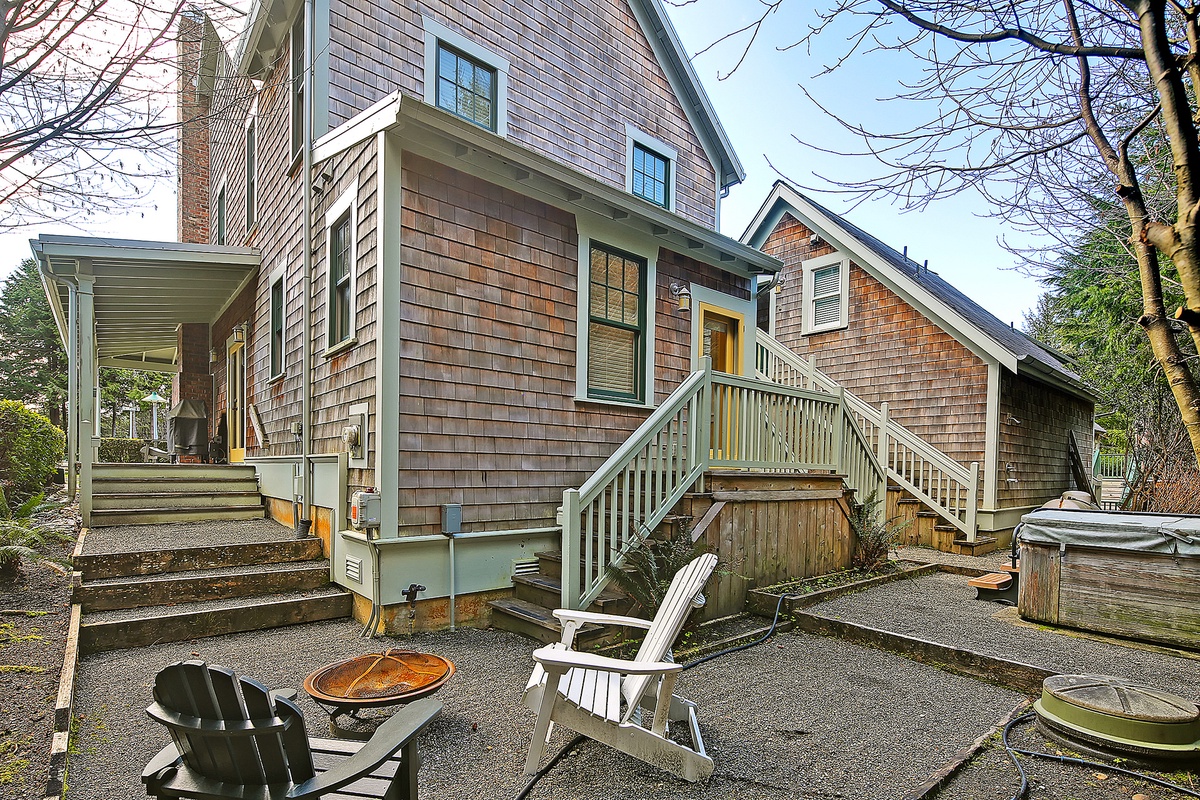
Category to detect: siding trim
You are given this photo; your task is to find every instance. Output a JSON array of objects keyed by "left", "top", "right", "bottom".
[
  {"left": 375, "top": 131, "right": 402, "bottom": 537},
  {"left": 984, "top": 361, "right": 1001, "bottom": 510}
]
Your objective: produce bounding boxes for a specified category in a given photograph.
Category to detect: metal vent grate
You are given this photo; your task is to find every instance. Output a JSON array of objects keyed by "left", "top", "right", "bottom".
[
  {"left": 512, "top": 557, "right": 540, "bottom": 576},
  {"left": 344, "top": 556, "right": 363, "bottom": 584}
]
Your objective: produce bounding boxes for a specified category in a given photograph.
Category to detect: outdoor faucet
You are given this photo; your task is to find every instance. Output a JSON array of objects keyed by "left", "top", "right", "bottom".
[{"left": 403, "top": 583, "right": 425, "bottom": 615}]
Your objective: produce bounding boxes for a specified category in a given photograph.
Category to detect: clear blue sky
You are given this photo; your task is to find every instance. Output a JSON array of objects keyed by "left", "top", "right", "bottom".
[{"left": 1, "top": 0, "right": 1047, "bottom": 326}]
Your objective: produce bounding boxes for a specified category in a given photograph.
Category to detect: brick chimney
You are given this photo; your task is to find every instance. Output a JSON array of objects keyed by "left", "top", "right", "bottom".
[{"left": 177, "top": 9, "right": 213, "bottom": 245}]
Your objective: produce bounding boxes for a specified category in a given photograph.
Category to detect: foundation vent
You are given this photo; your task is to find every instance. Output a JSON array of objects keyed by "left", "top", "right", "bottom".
[
  {"left": 344, "top": 555, "right": 363, "bottom": 584},
  {"left": 513, "top": 557, "right": 540, "bottom": 576}
]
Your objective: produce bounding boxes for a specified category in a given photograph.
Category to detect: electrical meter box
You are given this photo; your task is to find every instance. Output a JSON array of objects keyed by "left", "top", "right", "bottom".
[{"left": 350, "top": 489, "right": 381, "bottom": 530}]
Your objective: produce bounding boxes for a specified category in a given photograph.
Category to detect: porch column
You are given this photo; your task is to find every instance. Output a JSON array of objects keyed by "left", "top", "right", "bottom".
[
  {"left": 173, "top": 322, "right": 212, "bottom": 463},
  {"left": 66, "top": 282, "right": 78, "bottom": 501},
  {"left": 78, "top": 274, "right": 96, "bottom": 525}
]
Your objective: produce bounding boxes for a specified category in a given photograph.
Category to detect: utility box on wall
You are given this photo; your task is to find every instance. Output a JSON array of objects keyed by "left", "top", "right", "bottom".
[{"left": 441, "top": 503, "right": 462, "bottom": 535}]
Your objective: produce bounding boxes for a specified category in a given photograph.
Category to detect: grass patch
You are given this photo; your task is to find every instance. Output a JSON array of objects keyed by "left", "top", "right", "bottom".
[
  {"left": 0, "top": 664, "right": 46, "bottom": 673},
  {"left": 0, "top": 734, "right": 31, "bottom": 786},
  {"left": 0, "top": 609, "right": 52, "bottom": 616},
  {"left": 0, "top": 621, "right": 41, "bottom": 645}
]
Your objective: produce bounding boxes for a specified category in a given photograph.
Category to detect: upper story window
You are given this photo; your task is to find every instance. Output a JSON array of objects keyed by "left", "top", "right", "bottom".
[
  {"left": 587, "top": 243, "right": 646, "bottom": 402},
  {"left": 437, "top": 44, "right": 495, "bottom": 130},
  {"left": 245, "top": 109, "right": 257, "bottom": 231},
  {"left": 290, "top": 15, "right": 305, "bottom": 161},
  {"left": 422, "top": 16, "right": 510, "bottom": 136},
  {"left": 802, "top": 254, "right": 850, "bottom": 335},
  {"left": 215, "top": 185, "right": 226, "bottom": 246},
  {"left": 625, "top": 126, "right": 677, "bottom": 211}
]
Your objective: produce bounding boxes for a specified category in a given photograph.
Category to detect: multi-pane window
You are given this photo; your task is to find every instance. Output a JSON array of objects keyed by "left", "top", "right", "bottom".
[
  {"left": 290, "top": 15, "right": 305, "bottom": 159},
  {"left": 803, "top": 258, "right": 848, "bottom": 334},
  {"left": 215, "top": 187, "right": 226, "bottom": 246},
  {"left": 587, "top": 244, "right": 645, "bottom": 401},
  {"left": 631, "top": 143, "right": 669, "bottom": 208},
  {"left": 270, "top": 277, "right": 285, "bottom": 377},
  {"left": 245, "top": 119, "right": 257, "bottom": 229},
  {"left": 436, "top": 43, "right": 496, "bottom": 130},
  {"left": 329, "top": 212, "right": 352, "bottom": 345}
]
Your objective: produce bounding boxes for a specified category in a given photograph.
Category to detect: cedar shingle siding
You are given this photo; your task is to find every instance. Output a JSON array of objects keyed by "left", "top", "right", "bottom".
[{"left": 998, "top": 372, "right": 1093, "bottom": 507}]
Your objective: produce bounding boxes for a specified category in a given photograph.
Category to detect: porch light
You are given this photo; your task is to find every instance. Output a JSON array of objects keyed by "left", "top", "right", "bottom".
[
  {"left": 233, "top": 322, "right": 247, "bottom": 343},
  {"left": 669, "top": 282, "right": 691, "bottom": 313},
  {"left": 209, "top": 348, "right": 218, "bottom": 363}
]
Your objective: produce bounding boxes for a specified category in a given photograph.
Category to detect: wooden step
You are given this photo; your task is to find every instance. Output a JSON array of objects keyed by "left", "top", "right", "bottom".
[
  {"left": 74, "top": 563, "right": 331, "bottom": 612},
  {"left": 75, "top": 538, "right": 325, "bottom": 580},
  {"left": 487, "top": 597, "right": 607, "bottom": 646},
  {"left": 512, "top": 572, "right": 632, "bottom": 616},
  {"left": 92, "top": 491, "right": 263, "bottom": 510},
  {"left": 88, "top": 505, "right": 266, "bottom": 527},
  {"left": 78, "top": 588, "right": 352, "bottom": 654},
  {"left": 91, "top": 463, "right": 256, "bottom": 480},
  {"left": 93, "top": 477, "right": 258, "bottom": 494},
  {"left": 951, "top": 535, "right": 998, "bottom": 556}
]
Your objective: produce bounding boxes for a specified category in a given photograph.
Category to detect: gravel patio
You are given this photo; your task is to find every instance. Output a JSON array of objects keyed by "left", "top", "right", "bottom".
[{"left": 63, "top": 545, "right": 1200, "bottom": 800}]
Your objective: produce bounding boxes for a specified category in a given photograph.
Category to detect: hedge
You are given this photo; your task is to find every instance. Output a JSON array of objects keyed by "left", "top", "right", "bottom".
[
  {"left": 98, "top": 438, "right": 147, "bottom": 463},
  {"left": 0, "top": 400, "right": 65, "bottom": 505}
]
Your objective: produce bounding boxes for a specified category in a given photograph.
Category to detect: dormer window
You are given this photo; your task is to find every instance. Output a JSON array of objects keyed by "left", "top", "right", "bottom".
[
  {"left": 422, "top": 17, "right": 510, "bottom": 136},
  {"left": 625, "top": 126, "right": 677, "bottom": 211}
]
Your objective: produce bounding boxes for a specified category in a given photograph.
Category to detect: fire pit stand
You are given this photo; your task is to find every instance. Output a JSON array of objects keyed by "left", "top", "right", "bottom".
[{"left": 303, "top": 649, "right": 455, "bottom": 740}]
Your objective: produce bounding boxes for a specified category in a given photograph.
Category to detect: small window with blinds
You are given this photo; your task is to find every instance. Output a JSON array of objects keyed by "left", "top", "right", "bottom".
[
  {"left": 803, "top": 256, "right": 848, "bottom": 334},
  {"left": 587, "top": 243, "right": 645, "bottom": 401}
]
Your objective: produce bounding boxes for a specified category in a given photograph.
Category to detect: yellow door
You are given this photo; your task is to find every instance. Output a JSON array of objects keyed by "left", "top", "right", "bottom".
[
  {"left": 698, "top": 305, "right": 744, "bottom": 375},
  {"left": 227, "top": 341, "right": 246, "bottom": 463}
]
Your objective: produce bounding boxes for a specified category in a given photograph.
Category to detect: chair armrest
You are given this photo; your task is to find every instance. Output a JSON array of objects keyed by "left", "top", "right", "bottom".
[
  {"left": 552, "top": 609, "right": 653, "bottom": 630},
  {"left": 532, "top": 646, "right": 682, "bottom": 677},
  {"left": 286, "top": 698, "right": 441, "bottom": 800}
]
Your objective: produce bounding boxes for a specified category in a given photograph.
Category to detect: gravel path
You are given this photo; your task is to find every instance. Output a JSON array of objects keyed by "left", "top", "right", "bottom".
[
  {"left": 894, "top": 544, "right": 1014, "bottom": 572},
  {"left": 80, "top": 518, "right": 295, "bottom": 554},
  {"left": 69, "top": 619, "right": 1026, "bottom": 800},
  {"left": 805, "top": 571, "right": 1200, "bottom": 699}
]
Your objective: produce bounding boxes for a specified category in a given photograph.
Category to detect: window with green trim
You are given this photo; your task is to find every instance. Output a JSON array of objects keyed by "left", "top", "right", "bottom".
[
  {"left": 270, "top": 276, "right": 285, "bottom": 377},
  {"left": 245, "top": 118, "right": 257, "bottom": 229},
  {"left": 436, "top": 43, "right": 496, "bottom": 130},
  {"left": 290, "top": 15, "right": 305, "bottom": 160},
  {"left": 631, "top": 143, "right": 669, "bottom": 208},
  {"left": 329, "top": 212, "right": 352, "bottom": 345},
  {"left": 587, "top": 243, "right": 645, "bottom": 401}
]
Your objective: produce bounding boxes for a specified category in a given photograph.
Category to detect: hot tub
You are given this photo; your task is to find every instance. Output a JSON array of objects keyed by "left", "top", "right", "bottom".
[{"left": 1018, "top": 509, "right": 1200, "bottom": 650}]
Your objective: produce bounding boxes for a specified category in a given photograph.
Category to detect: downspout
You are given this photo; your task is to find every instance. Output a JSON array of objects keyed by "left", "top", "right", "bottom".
[{"left": 299, "top": 0, "right": 314, "bottom": 535}]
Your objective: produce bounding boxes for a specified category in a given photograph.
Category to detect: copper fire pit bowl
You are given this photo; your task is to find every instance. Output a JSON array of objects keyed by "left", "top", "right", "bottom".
[{"left": 303, "top": 650, "right": 454, "bottom": 738}]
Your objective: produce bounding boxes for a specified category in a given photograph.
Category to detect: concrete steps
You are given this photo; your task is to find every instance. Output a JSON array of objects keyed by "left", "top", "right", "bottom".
[
  {"left": 73, "top": 528, "right": 350, "bottom": 654},
  {"left": 89, "top": 463, "right": 264, "bottom": 527}
]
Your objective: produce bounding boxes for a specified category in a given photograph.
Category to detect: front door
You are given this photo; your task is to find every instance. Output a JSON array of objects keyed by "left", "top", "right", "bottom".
[
  {"left": 698, "top": 305, "right": 744, "bottom": 375},
  {"left": 227, "top": 340, "right": 246, "bottom": 463}
]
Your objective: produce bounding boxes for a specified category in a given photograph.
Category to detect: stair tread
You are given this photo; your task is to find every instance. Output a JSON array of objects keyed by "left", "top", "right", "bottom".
[
  {"left": 93, "top": 490, "right": 260, "bottom": 498},
  {"left": 83, "top": 586, "right": 348, "bottom": 626},
  {"left": 83, "top": 560, "right": 329, "bottom": 587},
  {"left": 488, "top": 597, "right": 581, "bottom": 631},
  {"left": 512, "top": 572, "right": 629, "bottom": 604}
]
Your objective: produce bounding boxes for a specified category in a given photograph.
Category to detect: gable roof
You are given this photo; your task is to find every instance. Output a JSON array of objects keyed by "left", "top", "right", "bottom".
[
  {"left": 744, "top": 181, "right": 1094, "bottom": 401},
  {"left": 234, "top": 0, "right": 744, "bottom": 190}
]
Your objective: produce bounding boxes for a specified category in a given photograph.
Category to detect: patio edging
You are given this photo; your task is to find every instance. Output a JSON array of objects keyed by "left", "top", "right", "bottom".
[
  {"left": 44, "top": 526, "right": 87, "bottom": 800},
  {"left": 902, "top": 699, "right": 1032, "bottom": 800}
]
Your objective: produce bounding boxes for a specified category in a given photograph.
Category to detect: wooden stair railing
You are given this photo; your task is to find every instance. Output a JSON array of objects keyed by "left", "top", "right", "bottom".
[
  {"left": 757, "top": 333, "right": 980, "bottom": 540},
  {"left": 558, "top": 359, "right": 883, "bottom": 610}
]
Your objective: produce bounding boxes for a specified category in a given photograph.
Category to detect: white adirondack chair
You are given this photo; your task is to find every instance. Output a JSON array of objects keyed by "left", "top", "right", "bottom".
[{"left": 521, "top": 552, "right": 718, "bottom": 782}]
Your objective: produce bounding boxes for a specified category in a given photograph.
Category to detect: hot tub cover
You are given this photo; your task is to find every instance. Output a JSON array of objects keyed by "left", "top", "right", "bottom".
[{"left": 1019, "top": 510, "right": 1200, "bottom": 556}]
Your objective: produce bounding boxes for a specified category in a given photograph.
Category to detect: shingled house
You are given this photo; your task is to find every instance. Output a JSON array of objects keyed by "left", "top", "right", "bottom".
[{"left": 745, "top": 182, "right": 1097, "bottom": 545}]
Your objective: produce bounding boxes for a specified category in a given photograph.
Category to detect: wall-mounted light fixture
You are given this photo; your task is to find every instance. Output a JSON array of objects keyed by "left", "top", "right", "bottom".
[
  {"left": 669, "top": 282, "right": 691, "bottom": 313},
  {"left": 209, "top": 348, "right": 218, "bottom": 363},
  {"left": 1006, "top": 414, "right": 1022, "bottom": 426},
  {"left": 232, "top": 323, "right": 247, "bottom": 343}
]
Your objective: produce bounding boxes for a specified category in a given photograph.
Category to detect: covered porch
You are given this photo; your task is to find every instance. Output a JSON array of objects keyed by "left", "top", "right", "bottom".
[{"left": 31, "top": 234, "right": 260, "bottom": 525}]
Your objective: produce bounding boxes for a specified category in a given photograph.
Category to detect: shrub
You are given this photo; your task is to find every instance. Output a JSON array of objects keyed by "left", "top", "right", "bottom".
[
  {"left": 97, "top": 438, "right": 146, "bottom": 463},
  {"left": 604, "top": 520, "right": 708, "bottom": 618},
  {"left": 850, "top": 491, "right": 909, "bottom": 572},
  {"left": 0, "top": 400, "right": 64, "bottom": 506},
  {"left": 0, "top": 494, "right": 71, "bottom": 579}
]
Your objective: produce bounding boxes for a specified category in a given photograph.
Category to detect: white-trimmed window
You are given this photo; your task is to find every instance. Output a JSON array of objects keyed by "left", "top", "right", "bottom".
[
  {"left": 422, "top": 17, "right": 509, "bottom": 135},
  {"left": 269, "top": 265, "right": 286, "bottom": 379},
  {"left": 575, "top": 217, "right": 658, "bottom": 407},
  {"left": 290, "top": 14, "right": 305, "bottom": 161},
  {"left": 625, "top": 125, "right": 677, "bottom": 211},
  {"left": 245, "top": 99, "right": 258, "bottom": 230},
  {"left": 325, "top": 188, "right": 356, "bottom": 350},
  {"left": 802, "top": 253, "right": 850, "bottom": 334}
]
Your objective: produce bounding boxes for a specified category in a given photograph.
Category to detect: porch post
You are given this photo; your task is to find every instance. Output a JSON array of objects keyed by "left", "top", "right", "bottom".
[
  {"left": 66, "top": 283, "right": 78, "bottom": 502},
  {"left": 876, "top": 401, "right": 889, "bottom": 507},
  {"left": 78, "top": 274, "right": 96, "bottom": 525},
  {"left": 832, "top": 386, "right": 845, "bottom": 473}
]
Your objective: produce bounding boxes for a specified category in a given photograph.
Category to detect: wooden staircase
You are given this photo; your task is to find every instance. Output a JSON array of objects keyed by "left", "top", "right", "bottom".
[
  {"left": 72, "top": 527, "right": 351, "bottom": 654},
  {"left": 488, "top": 549, "right": 635, "bottom": 645},
  {"left": 887, "top": 483, "right": 996, "bottom": 555},
  {"left": 90, "top": 463, "right": 266, "bottom": 527}
]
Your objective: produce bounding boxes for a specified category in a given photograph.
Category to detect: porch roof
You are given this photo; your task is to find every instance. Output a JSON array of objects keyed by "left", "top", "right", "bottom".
[{"left": 31, "top": 235, "right": 260, "bottom": 371}]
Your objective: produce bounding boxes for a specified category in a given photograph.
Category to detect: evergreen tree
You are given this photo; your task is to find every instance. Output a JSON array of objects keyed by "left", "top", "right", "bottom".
[{"left": 0, "top": 259, "right": 67, "bottom": 426}]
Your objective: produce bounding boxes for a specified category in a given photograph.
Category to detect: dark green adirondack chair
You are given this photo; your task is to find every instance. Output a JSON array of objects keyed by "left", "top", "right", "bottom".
[{"left": 142, "top": 660, "right": 439, "bottom": 800}]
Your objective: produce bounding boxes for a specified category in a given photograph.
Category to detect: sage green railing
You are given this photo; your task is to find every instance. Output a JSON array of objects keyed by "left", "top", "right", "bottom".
[
  {"left": 559, "top": 360, "right": 883, "bottom": 610},
  {"left": 757, "top": 334, "right": 980, "bottom": 539}
]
